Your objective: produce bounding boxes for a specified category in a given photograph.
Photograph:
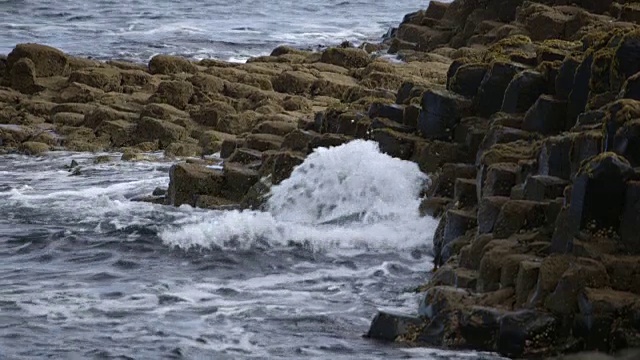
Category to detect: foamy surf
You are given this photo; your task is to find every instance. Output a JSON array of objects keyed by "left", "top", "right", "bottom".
[{"left": 160, "top": 140, "right": 438, "bottom": 252}]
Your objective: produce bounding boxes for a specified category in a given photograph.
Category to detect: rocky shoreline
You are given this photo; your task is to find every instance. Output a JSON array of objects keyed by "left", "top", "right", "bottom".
[{"left": 2, "top": 0, "right": 640, "bottom": 358}]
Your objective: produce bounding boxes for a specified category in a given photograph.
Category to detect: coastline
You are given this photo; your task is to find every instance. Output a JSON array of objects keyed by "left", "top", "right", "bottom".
[{"left": 2, "top": 0, "right": 640, "bottom": 358}]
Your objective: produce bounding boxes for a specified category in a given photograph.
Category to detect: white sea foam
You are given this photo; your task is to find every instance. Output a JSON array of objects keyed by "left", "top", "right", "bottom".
[{"left": 160, "top": 140, "right": 437, "bottom": 252}]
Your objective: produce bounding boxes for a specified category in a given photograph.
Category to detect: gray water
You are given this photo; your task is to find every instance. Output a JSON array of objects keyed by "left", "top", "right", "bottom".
[
  {"left": 0, "top": 0, "right": 427, "bottom": 62},
  {"left": 0, "top": 141, "right": 505, "bottom": 359}
]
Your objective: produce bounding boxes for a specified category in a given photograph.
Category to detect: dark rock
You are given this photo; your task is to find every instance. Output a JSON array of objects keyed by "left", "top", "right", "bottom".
[
  {"left": 371, "top": 129, "right": 419, "bottom": 160},
  {"left": 366, "top": 311, "right": 424, "bottom": 342},
  {"left": 424, "top": 1, "right": 448, "bottom": 20},
  {"left": 555, "top": 57, "right": 581, "bottom": 101},
  {"left": 545, "top": 258, "right": 610, "bottom": 316},
  {"left": 149, "top": 81, "right": 194, "bottom": 110},
  {"left": 459, "top": 306, "right": 503, "bottom": 351},
  {"left": 566, "top": 51, "right": 594, "bottom": 129},
  {"left": 516, "top": 260, "right": 542, "bottom": 307},
  {"left": 574, "top": 110, "right": 605, "bottom": 129},
  {"left": 419, "top": 197, "right": 452, "bottom": 218},
  {"left": 551, "top": 153, "right": 635, "bottom": 253},
  {"left": 448, "top": 63, "right": 489, "bottom": 98},
  {"left": 370, "top": 117, "right": 414, "bottom": 134},
  {"left": 9, "top": 58, "right": 42, "bottom": 94},
  {"left": 417, "top": 88, "right": 472, "bottom": 140},
  {"left": 227, "top": 148, "right": 263, "bottom": 165},
  {"left": 395, "top": 81, "right": 424, "bottom": 105},
  {"left": 482, "top": 162, "right": 518, "bottom": 198},
  {"left": 602, "top": 255, "right": 640, "bottom": 295},
  {"left": 152, "top": 187, "right": 167, "bottom": 196},
  {"left": 430, "top": 163, "right": 477, "bottom": 198},
  {"left": 538, "top": 135, "right": 572, "bottom": 180},
  {"left": 221, "top": 163, "right": 260, "bottom": 201},
  {"left": 501, "top": 70, "right": 547, "bottom": 114},
  {"left": 522, "top": 95, "right": 568, "bottom": 135},
  {"left": 460, "top": 234, "right": 494, "bottom": 270},
  {"left": 620, "top": 181, "right": 640, "bottom": 255},
  {"left": 434, "top": 210, "right": 477, "bottom": 267},
  {"left": 475, "top": 126, "right": 537, "bottom": 166},
  {"left": 220, "top": 138, "right": 243, "bottom": 158},
  {"left": 475, "top": 61, "right": 525, "bottom": 117},
  {"left": 493, "top": 200, "right": 551, "bottom": 239},
  {"left": 523, "top": 175, "right": 569, "bottom": 201},
  {"left": 570, "top": 131, "right": 603, "bottom": 178},
  {"left": 611, "top": 119, "right": 640, "bottom": 167},
  {"left": 320, "top": 47, "right": 371, "bottom": 69},
  {"left": 240, "top": 176, "right": 272, "bottom": 211},
  {"left": 454, "top": 178, "right": 477, "bottom": 208},
  {"left": 368, "top": 102, "right": 404, "bottom": 124},
  {"left": 281, "top": 129, "right": 317, "bottom": 153},
  {"left": 602, "top": 99, "right": 640, "bottom": 152},
  {"left": 395, "top": 23, "right": 452, "bottom": 52},
  {"left": 403, "top": 104, "right": 420, "bottom": 128},
  {"left": 261, "top": 151, "right": 305, "bottom": 184},
  {"left": 149, "top": 54, "right": 197, "bottom": 75},
  {"left": 6, "top": 43, "right": 68, "bottom": 77},
  {"left": 621, "top": 72, "right": 640, "bottom": 101},
  {"left": 244, "top": 133, "right": 284, "bottom": 152},
  {"left": 412, "top": 141, "right": 469, "bottom": 174},
  {"left": 136, "top": 117, "right": 188, "bottom": 148},
  {"left": 252, "top": 121, "right": 297, "bottom": 137},
  {"left": 167, "top": 163, "right": 224, "bottom": 207},
  {"left": 497, "top": 310, "right": 557, "bottom": 358},
  {"left": 611, "top": 30, "right": 640, "bottom": 92},
  {"left": 418, "top": 285, "right": 473, "bottom": 319},
  {"left": 478, "top": 196, "right": 509, "bottom": 235},
  {"left": 453, "top": 117, "right": 489, "bottom": 156}
]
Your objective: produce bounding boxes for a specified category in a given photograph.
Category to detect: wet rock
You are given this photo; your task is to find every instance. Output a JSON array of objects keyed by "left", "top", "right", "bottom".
[
  {"left": 448, "top": 63, "right": 489, "bottom": 98},
  {"left": 58, "top": 82, "right": 104, "bottom": 103},
  {"left": 366, "top": 311, "right": 424, "bottom": 342},
  {"left": 482, "top": 162, "right": 518, "bottom": 198},
  {"left": 68, "top": 68, "right": 121, "bottom": 92},
  {"left": 149, "top": 80, "right": 194, "bottom": 110},
  {"left": 240, "top": 175, "right": 272, "bottom": 211},
  {"left": 475, "top": 126, "right": 537, "bottom": 166},
  {"left": 167, "top": 163, "right": 224, "bottom": 207},
  {"left": 308, "top": 133, "right": 351, "bottom": 151},
  {"left": 419, "top": 197, "right": 452, "bottom": 218},
  {"left": 523, "top": 175, "right": 568, "bottom": 201},
  {"left": 418, "top": 285, "right": 473, "bottom": 319},
  {"left": 395, "top": 24, "right": 452, "bottom": 52},
  {"left": 475, "top": 61, "right": 524, "bottom": 117},
  {"left": 493, "top": 200, "right": 551, "bottom": 239},
  {"left": 194, "top": 195, "right": 238, "bottom": 210},
  {"left": 189, "top": 102, "right": 235, "bottom": 129},
  {"left": 430, "top": 163, "right": 477, "bottom": 199},
  {"left": 417, "top": 88, "right": 472, "bottom": 140},
  {"left": 252, "top": 121, "right": 297, "bottom": 137},
  {"left": 84, "top": 106, "right": 137, "bottom": 129},
  {"left": 545, "top": 258, "right": 610, "bottom": 316},
  {"left": 165, "top": 141, "right": 201, "bottom": 158},
  {"left": 368, "top": 102, "right": 404, "bottom": 124},
  {"left": 454, "top": 178, "right": 477, "bottom": 208},
  {"left": 96, "top": 120, "right": 134, "bottom": 147},
  {"left": 148, "top": 54, "right": 198, "bottom": 75},
  {"left": 497, "top": 310, "right": 557, "bottom": 358},
  {"left": 458, "top": 305, "right": 503, "bottom": 350},
  {"left": 371, "top": 129, "right": 419, "bottom": 160},
  {"left": 227, "top": 148, "right": 262, "bottom": 165},
  {"left": 9, "top": 58, "right": 43, "bottom": 95},
  {"left": 136, "top": 117, "right": 188, "bottom": 148},
  {"left": 424, "top": 1, "right": 448, "bottom": 20},
  {"left": 434, "top": 209, "right": 477, "bottom": 267},
  {"left": 477, "top": 196, "right": 509, "bottom": 235},
  {"left": 244, "top": 133, "right": 284, "bottom": 152},
  {"left": 260, "top": 150, "right": 305, "bottom": 184},
  {"left": 570, "top": 131, "right": 603, "bottom": 178},
  {"left": 6, "top": 43, "right": 68, "bottom": 77},
  {"left": 501, "top": 70, "right": 547, "bottom": 114},
  {"left": 412, "top": 140, "right": 468, "bottom": 174},
  {"left": 221, "top": 162, "right": 261, "bottom": 201},
  {"left": 522, "top": 95, "right": 568, "bottom": 135},
  {"left": 402, "top": 104, "right": 420, "bottom": 129},
  {"left": 620, "top": 181, "right": 640, "bottom": 255},
  {"left": 320, "top": 47, "right": 371, "bottom": 69},
  {"left": 19, "top": 141, "right": 49, "bottom": 155},
  {"left": 551, "top": 153, "right": 634, "bottom": 253}
]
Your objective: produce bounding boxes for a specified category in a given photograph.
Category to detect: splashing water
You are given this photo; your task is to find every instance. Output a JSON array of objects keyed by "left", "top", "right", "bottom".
[{"left": 160, "top": 140, "right": 438, "bottom": 252}]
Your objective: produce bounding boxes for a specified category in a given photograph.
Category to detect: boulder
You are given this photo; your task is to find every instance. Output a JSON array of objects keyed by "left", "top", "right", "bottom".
[
  {"left": 459, "top": 306, "right": 503, "bottom": 351},
  {"left": 602, "top": 255, "right": 640, "bottom": 294},
  {"left": 454, "top": 178, "right": 478, "bottom": 208},
  {"left": 188, "top": 73, "right": 225, "bottom": 95},
  {"left": 545, "top": 258, "right": 610, "bottom": 315},
  {"left": 51, "top": 112, "right": 85, "bottom": 126},
  {"left": 430, "top": 163, "right": 477, "bottom": 198},
  {"left": 148, "top": 81, "right": 194, "bottom": 110},
  {"left": 417, "top": 88, "right": 472, "bottom": 140},
  {"left": 538, "top": 135, "right": 572, "bottom": 180},
  {"left": 148, "top": 55, "right": 198, "bottom": 75},
  {"left": 320, "top": 47, "right": 371, "bottom": 69},
  {"left": 566, "top": 51, "right": 594, "bottom": 129},
  {"left": 551, "top": 153, "right": 635, "bottom": 253},
  {"left": 419, "top": 197, "right": 452, "bottom": 218},
  {"left": 221, "top": 162, "right": 261, "bottom": 201},
  {"left": 412, "top": 140, "right": 468, "bottom": 173},
  {"left": 555, "top": 57, "right": 580, "bottom": 101},
  {"left": 165, "top": 141, "right": 201, "bottom": 158},
  {"left": 611, "top": 30, "right": 640, "bottom": 93},
  {"left": 371, "top": 128, "right": 419, "bottom": 160},
  {"left": 477, "top": 196, "right": 509, "bottom": 235},
  {"left": 424, "top": 1, "right": 449, "bottom": 20},
  {"left": 272, "top": 71, "right": 316, "bottom": 94},
  {"left": 189, "top": 101, "right": 236, "bottom": 127},
  {"left": 501, "top": 70, "right": 547, "bottom": 114},
  {"left": 515, "top": 260, "right": 542, "bottom": 307},
  {"left": 96, "top": 120, "right": 134, "bottom": 147},
  {"left": 84, "top": 106, "right": 137, "bottom": 129},
  {"left": 167, "top": 163, "right": 224, "bottom": 207},
  {"left": 19, "top": 141, "right": 50, "bottom": 155},
  {"left": 434, "top": 210, "right": 477, "bottom": 267},
  {"left": 522, "top": 95, "right": 568, "bottom": 135},
  {"left": 475, "top": 61, "right": 525, "bottom": 117},
  {"left": 135, "top": 117, "right": 188, "bottom": 148},
  {"left": 481, "top": 162, "right": 518, "bottom": 198},
  {"left": 141, "top": 103, "right": 189, "bottom": 121},
  {"left": 366, "top": 311, "right": 424, "bottom": 342},
  {"left": 261, "top": 151, "right": 305, "bottom": 184},
  {"left": 368, "top": 102, "right": 404, "bottom": 124},
  {"left": 9, "top": 58, "right": 42, "bottom": 94},
  {"left": 68, "top": 68, "right": 122, "bottom": 92},
  {"left": 496, "top": 310, "right": 557, "bottom": 358},
  {"left": 281, "top": 129, "right": 318, "bottom": 153},
  {"left": 120, "top": 69, "right": 152, "bottom": 87},
  {"left": 448, "top": 63, "right": 489, "bottom": 98},
  {"left": 244, "top": 133, "right": 284, "bottom": 152},
  {"left": 6, "top": 43, "right": 68, "bottom": 77},
  {"left": 570, "top": 131, "right": 603, "bottom": 178}
]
